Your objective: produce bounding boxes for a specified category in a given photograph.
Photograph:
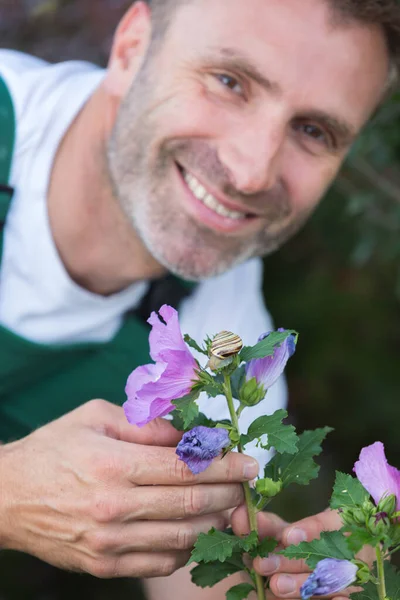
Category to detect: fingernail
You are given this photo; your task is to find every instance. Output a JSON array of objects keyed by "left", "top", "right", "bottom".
[
  {"left": 243, "top": 458, "right": 259, "bottom": 479},
  {"left": 258, "top": 555, "right": 280, "bottom": 575},
  {"left": 286, "top": 526, "right": 307, "bottom": 546},
  {"left": 277, "top": 575, "right": 296, "bottom": 595}
]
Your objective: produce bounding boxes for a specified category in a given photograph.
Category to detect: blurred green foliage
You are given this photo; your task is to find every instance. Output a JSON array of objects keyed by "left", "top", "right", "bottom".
[{"left": 1, "top": 0, "right": 400, "bottom": 596}]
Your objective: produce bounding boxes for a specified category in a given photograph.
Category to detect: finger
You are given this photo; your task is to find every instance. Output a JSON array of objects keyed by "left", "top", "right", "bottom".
[
  {"left": 80, "top": 400, "right": 184, "bottom": 447},
  {"left": 269, "top": 573, "right": 357, "bottom": 599},
  {"left": 122, "top": 444, "right": 259, "bottom": 485},
  {"left": 124, "top": 483, "right": 245, "bottom": 519},
  {"left": 231, "top": 505, "right": 288, "bottom": 540},
  {"left": 254, "top": 553, "right": 310, "bottom": 577},
  {"left": 281, "top": 509, "right": 342, "bottom": 547},
  {"left": 96, "top": 513, "right": 229, "bottom": 554},
  {"left": 86, "top": 550, "right": 190, "bottom": 579}
]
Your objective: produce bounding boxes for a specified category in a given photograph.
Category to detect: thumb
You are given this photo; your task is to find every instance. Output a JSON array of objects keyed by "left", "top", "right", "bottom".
[
  {"left": 79, "top": 399, "right": 183, "bottom": 447},
  {"left": 281, "top": 508, "right": 342, "bottom": 547},
  {"left": 231, "top": 505, "right": 288, "bottom": 541}
]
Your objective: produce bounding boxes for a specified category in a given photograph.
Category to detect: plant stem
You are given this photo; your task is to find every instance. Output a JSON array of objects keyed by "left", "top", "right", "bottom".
[
  {"left": 375, "top": 545, "right": 387, "bottom": 600},
  {"left": 223, "top": 373, "right": 265, "bottom": 600}
]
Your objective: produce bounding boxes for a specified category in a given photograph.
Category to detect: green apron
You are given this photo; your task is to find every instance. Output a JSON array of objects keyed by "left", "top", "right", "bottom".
[{"left": 0, "top": 76, "right": 193, "bottom": 443}]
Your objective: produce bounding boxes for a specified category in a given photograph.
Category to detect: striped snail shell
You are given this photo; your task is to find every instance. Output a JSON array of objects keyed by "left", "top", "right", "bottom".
[
  {"left": 207, "top": 331, "right": 243, "bottom": 371},
  {"left": 210, "top": 331, "right": 244, "bottom": 359}
]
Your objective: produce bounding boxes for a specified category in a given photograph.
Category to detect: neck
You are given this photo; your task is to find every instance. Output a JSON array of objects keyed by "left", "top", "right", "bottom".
[{"left": 47, "top": 84, "right": 166, "bottom": 297}]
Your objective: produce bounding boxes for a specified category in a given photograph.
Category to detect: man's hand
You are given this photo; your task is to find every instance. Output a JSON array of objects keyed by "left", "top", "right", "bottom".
[
  {"left": 232, "top": 506, "right": 368, "bottom": 600},
  {"left": 0, "top": 400, "right": 259, "bottom": 579}
]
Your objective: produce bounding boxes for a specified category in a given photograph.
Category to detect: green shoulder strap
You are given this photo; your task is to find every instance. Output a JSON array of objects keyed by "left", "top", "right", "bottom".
[{"left": 0, "top": 76, "right": 15, "bottom": 224}]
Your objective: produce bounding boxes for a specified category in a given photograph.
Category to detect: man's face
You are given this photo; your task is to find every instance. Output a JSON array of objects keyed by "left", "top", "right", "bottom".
[{"left": 107, "top": 0, "right": 389, "bottom": 280}]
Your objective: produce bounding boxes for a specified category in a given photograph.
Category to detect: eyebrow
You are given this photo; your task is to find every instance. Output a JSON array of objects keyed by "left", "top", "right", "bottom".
[
  {"left": 210, "top": 46, "right": 283, "bottom": 95},
  {"left": 297, "top": 110, "right": 357, "bottom": 147},
  {"left": 204, "top": 46, "right": 357, "bottom": 148}
]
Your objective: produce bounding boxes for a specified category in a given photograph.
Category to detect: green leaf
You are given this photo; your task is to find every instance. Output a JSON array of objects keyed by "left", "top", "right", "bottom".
[
  {"left": 345, "top": 527, "right": 382, "bottom": 554},
  {"left": 331, "top": 472, "right": 370, "bottom": 510},
  {"left": 230, "top": 365, "right": 246, "bottom": 400},
  {"left": 170, "top": 409, "right": 221, "bottom": 431},
  {"left": 184, "top": 333, "right": 208, "bottom": 356},
  {"left": 240, "top": 531, "right": 259, "bottom": 552},
  {"left": 193, "top": 369, "right": 224, "bottom": 398},
  {"left": 226, "top": 583, "right": 256, "bottom": 600},
  {"left": 351, "top": 563, "right": 400, "bottom": 600},
  {"left": 249, "top": 537, "right": 278, "bottom": 559},
  {"left": 240, "top": 330, "right": 297, "bottom": 362},
  {"left": 190, "top": 553, "right": 244, "bottom": 588},
  {"left": 280, "top": 530, "right": 354, "bottom": 569},
  {"left": 189, "top": 528, "right": 244, "bottom": 564},
  {"left": 264, "top": 427, "right": 333, "bottom": 487},
  {"left": 240, "top": 410, "right": 298, "bottom": 454},
  {"left": 172, "top": 392, "right": 199, "bottom": 429}
]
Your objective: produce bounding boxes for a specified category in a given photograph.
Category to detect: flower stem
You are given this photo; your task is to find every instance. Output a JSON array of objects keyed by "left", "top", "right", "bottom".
[
  {"left": 375, "top": 545, "right": 387, "bottom": 600},
  {"left": 223, "top": 373, "right": 265, "bottom": 600}
]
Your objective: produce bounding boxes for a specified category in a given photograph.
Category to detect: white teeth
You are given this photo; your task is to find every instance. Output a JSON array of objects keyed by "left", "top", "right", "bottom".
[{"left": 183, "top": 171, "right": 245, "bottom": 220}]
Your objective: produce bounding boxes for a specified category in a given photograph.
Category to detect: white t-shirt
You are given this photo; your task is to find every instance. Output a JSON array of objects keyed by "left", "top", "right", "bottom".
[{"left": 0, "top": 50, "right": 287, "bottom": 468}]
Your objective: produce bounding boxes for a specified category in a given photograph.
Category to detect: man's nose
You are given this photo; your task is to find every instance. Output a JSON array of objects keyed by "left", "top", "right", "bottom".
[{"left": 219, "top": 119, "right": 285, "bottom": 195}]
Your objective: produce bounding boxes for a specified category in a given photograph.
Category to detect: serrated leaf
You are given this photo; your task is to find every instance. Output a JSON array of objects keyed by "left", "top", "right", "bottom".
[
  {"left": 264, "top": 427, "right": 333, "bottom": 487},
  {"left": 190, "top": 553, "right": 244, "bottom": 588},
  {"left": 331, "top": 472, "right": 370, "bottom": 509},
  {"left": 240, "top": 531, "right": 259, "bottom": 552},
  {"left": 170, "top": 410, "right": 221, "bottom": 431},
  {"left": 280, "top": 530, "right": 354, "bottom": 569},
  {"left": 351, "top": 563, "right": 400, "bottom": 600},
  {"left": 240, "top": 330, "right": 297, "bottom": 362},
  {"left": 241, "top": 410, "right": 298, "bottom": 454},
  {"left": 249, "top": 537, "right": 278, "bottom": 559},
  {"left": 345, "top": 527, "right": 382, "bottom": 554},
  {"left": 226, "top": 583, "right": 255, "bottom": 600},
  {"left": 184, "top": 333, "right": 208, "bottom": 356},
  {"left": 189, "top": 528, "right": 243, "bottom": 564},
  {"left": 172, "top": 393, "right": 199, "bottom": 429}
]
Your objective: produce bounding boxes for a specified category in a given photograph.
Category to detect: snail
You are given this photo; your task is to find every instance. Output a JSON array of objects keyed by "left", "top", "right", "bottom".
[{"left": 207, "top": 330, "right": 243, "bottom": 371}]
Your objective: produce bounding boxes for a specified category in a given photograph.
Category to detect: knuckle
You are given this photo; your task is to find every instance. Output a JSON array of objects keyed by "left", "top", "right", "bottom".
[
  {"left": 84, "top": 399, "right": 109, "bottom": 415},
  {"left": 90, "top": 493, "right": 120, "bottom": 524},
  {"left": 86, "top": 529, "right": 113, "bottom": 555},
  {"left": 183, "top": 486, "right": 206, "bottom": 517},
  {"left": 170, "top": 458, "right": 197, "bottom": 484},
  {"left": 158, "top": 555, "right": 182, "bottom": 577},
  {"left": 174, "top": 523, "right": 196, "bottom": 550},
  {"left": 87, "top": 557, "right": 116, "bottom": 579}
]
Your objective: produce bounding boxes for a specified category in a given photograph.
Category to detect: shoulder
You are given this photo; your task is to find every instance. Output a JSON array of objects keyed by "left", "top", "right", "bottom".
[{"left": 0, "top": 50, "right": 104, "bottom": 139}]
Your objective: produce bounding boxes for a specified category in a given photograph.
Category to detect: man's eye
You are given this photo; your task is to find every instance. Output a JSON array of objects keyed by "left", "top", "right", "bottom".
[
  {"left": 293, "top": 122, "right": 332, "bottom": 148},
  {"left": 215, "top": 73, "right": 243, "bottom": 95}
]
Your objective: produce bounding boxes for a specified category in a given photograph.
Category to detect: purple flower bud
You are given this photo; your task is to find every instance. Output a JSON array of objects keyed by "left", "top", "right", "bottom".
[
  {"left": 176, "top": 426, "right": 230, "bottom": 474},
  {"left": 124, "top": 304, "right": 198, "bottom": 427},
  {"left": 353, "top": 441, "right": 400, "bottom": 511},
  {"left": 301, "top": 559, "right": 358, "bottom": 600},
  {"left": 245, "top": 329, "right": 296, "bottom": 391}
]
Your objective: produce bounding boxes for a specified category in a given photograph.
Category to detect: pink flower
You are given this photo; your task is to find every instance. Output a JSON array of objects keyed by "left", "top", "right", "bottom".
[
  {"left": 123, "top": 304, "right": 198, "bottom": 427},
  {"left": 353, "top": 441, "right": 400, "bottom": 510}
]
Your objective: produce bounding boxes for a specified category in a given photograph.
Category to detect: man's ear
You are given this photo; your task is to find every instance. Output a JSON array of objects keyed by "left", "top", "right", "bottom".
[{"left": 105, "top": 1, "right": 152, "bottom": 99}]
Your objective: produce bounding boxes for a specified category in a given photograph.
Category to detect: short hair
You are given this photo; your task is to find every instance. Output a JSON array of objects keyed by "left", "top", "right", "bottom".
[{"left": 145, "top": 0, "right": 400, "bottom": 90}]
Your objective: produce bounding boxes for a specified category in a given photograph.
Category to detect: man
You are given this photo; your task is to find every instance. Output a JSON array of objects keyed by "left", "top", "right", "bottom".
[{"left": 0, "top": 0, "right": 397, "bottom": 598}]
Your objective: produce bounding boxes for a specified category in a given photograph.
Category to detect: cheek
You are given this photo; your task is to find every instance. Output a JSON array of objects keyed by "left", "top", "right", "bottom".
[
  {"left": 148, "top": 78, "right": 233, "bottom": 140},
  {"left": 282, "top": 150, "right": 342, "bottom": 213}
]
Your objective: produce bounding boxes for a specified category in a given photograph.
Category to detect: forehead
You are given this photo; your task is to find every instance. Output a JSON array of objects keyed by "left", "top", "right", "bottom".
[{"left": 160, "top": 0, "right": 389, "bottom": 129}]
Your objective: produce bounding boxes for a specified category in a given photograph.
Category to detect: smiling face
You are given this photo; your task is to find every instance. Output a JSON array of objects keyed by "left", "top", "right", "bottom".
[{"left": 106, "top": 0, "right": 389, "bottom": 280}]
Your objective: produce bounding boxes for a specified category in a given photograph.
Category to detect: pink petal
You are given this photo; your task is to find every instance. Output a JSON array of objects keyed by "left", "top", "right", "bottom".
[
  {"left": 354, "top": 441, "right": 400, "bottom": 510},
  {"left": 148, "top": 305, "right": 189, "bottom": 362},
  {"left": 123, "top": 362, "right": 166, "bottom": 426}
]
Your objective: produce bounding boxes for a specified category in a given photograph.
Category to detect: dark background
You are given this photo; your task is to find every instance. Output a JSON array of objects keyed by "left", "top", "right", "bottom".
[{"left": 1, "top": 0, "right": 400, "bottom": 597}]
